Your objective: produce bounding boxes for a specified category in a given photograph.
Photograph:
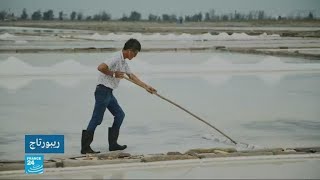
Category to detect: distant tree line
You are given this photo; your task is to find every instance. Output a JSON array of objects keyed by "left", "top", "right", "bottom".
[{"left": 0, "top": 8, "right": 317, "bottom": 22}]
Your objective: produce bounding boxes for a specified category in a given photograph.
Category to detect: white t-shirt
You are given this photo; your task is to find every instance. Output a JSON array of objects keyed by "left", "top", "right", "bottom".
[{"left": 97, "top": 51, "right": 132, "bottom": 89}]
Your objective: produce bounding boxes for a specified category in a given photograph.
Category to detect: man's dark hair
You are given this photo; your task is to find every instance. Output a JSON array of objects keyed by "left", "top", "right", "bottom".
[{"left": 123, "top": 38, "right": 141, "bottom": 52}]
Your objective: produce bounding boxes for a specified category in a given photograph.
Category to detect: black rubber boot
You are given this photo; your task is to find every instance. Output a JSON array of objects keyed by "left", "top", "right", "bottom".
[
  {"left": 108, "top": 127, "right": 127, "bottom": 151},
  {"left": 81, "top": 130, "right": 100, "bottom": 154}
]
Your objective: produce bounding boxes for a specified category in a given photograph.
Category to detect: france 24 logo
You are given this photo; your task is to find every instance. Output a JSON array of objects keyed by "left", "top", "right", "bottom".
[{"left": 25, "top": 155, "right": 44, "bottom": 174}]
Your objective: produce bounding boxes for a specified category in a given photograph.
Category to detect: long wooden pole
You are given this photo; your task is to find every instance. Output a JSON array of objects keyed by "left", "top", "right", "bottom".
[{"left": 124, "top": 76, "right": 237, "bottom": 145}]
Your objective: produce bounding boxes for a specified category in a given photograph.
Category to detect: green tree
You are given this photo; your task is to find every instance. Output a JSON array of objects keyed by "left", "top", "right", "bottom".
[
  {"left": 77, "top": 12, "right": 83, "bottom": 20},
  {"left": 185, "top": 12, "right": 202, "bottom": 22},
  {"left": 129, "top": 11, "right": 141, "bottom": 21},
  {"left": 92, "top": 11, "right": 111, "bottom": 21},
  {"left": 162, "top": 14, "right": 178, "bottom": 22},
  {"left": 162, "top": 14, "right": 177, "bottom": 22},
  {"left": 258, "top": 10, "right": 265, "bottom": 20},
  {"left": 247, "top": 11, "right": 254, "bottom": 20},
  {"left": 221, "top": 14, "right": 229, "bottom": 21},
  {"left": 43, "top": 9, "right": 54, "bottom": 20},
  {"left": 234, "top": 10, "right": 241, "bottom": 20},
  {"left": 93, "top": 14, "right": 101, "bottom": 20},
  {"left": 101, "top": 11, "right": 111, "bottom": 21},
  {"left": 70, "top": 11, "right": 76, "bottom": 20},
  {"left": 162, "top": 14, "right": 170, "bottom": 21},
  {"left": 205, "top": 9, "right": 216, "bottom": 21},
  {"left": 205, "top": 12, "right": 210, "bottom": 21},
  {"left": 120, "top": 14, "right": 128, "bottom": 21},
  {"left": 148, "top": 14, "right": 158, "bottom": 21},
  {"left": 31, "top": 10, "right": 42, "bottom": 20},
  {"left": 21, "top": 8, "right": 28, "bottom": 20},
  {"left": 178, "top": 16, "right": 183, "bottom": 24},
  {"left": 209, "top": 9, "right": 216, "bottom": 20},
  {"left": 86, "top": 16, "right": 92, "bottom": 21},
  {"left": 59, "top": 11, "right": 64, "bottom": 20},
  {"left": 0, "top": 10, "right": 8, "bottom": 20},
  {"left": 307, "top": 12, "right": 314, "bottom": 20},
  {"left": 170, "top": 14, "right": 177, "bottom": 22}
]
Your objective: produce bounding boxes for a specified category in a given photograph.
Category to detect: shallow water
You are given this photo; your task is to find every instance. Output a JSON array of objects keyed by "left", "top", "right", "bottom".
[{"left": 0, "top": 52, "right": 320, "bottom": 160}]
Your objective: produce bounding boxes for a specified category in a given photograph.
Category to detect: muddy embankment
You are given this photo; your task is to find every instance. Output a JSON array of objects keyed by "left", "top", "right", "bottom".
[
  {"left": 1, "top": 146, "right": 319, "bottom": 171},
  {"left": 1, "top": 20, "right": 320, "bottom": 36}
]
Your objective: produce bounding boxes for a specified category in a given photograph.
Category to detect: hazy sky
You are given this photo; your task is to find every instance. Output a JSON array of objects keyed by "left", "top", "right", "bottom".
[{"left": 1, "top": 0, "right": 319, "bottom": 19}]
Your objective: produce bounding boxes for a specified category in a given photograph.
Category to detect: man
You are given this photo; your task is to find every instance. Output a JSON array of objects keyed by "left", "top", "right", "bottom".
[{"left": 81, "top": 38, "right": 157, "bottom": 154}]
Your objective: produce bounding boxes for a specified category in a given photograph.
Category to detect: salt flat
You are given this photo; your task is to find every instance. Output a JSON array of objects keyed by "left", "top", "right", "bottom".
[{"left": 0, "top": 24, "right": 320, "bottom": 178}]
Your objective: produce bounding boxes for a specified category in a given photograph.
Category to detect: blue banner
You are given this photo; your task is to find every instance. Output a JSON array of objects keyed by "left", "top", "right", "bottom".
[{"left": 25, "top": 135, "right": 64, "bottom": 153}]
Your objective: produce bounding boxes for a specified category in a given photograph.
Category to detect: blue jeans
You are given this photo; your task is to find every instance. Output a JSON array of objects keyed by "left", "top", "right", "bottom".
[{"left": 87, "top": 84, "right": 125, "bottom": 132}]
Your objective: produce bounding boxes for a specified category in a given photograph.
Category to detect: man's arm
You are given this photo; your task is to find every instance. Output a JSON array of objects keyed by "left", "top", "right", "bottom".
[
  {"left": 97, "top": 63, "right": 124, "bottom": 78},
  {"left": 128, "top": 73, "right": 157, "bottom": 94}
]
